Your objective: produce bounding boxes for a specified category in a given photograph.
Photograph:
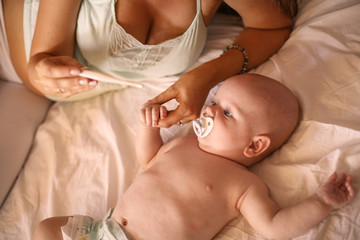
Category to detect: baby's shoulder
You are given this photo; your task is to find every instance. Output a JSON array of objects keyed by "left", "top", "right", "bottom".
[
  {"left": 234, "top": 172, "right": 269, "bottom": 210},
  {"left": 159, "top": 136, "right": 197, "bottom": 154},
  {"left": 164, "top": 136, "right": 196, "bottom": 148}
]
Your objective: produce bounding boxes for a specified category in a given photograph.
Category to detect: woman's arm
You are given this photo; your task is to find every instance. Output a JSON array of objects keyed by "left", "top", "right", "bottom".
[
  {"left": 221, "top": 0, "right": 293, "bottom": 72},
  {"left": 135, "top": 104, "right": 168, "bottom": 169},
  {"left": 28, "top": 0, "right": 96, "bottom": 98},
  {"left": 240, "top": 172, "right": 354, "bottom": 239},
  {"left": 149, "top": 0, "right": 295, "bottom": 127}
]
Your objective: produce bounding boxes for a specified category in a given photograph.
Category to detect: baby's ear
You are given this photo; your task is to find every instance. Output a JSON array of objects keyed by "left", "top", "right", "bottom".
[{"left": 243, "top": 135, "right": 271, "bottom": 158}]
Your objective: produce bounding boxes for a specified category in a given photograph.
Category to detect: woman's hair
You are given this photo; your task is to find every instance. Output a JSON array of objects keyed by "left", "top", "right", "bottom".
[
  {"left": 217, "top": 2, "right": 238, "bottom": 15},
  {"left": 274, "top": 0, "right": 298, "bottom": 19},
  {"left": 218, "top": 0, "right": 298, "bottom": 19}
]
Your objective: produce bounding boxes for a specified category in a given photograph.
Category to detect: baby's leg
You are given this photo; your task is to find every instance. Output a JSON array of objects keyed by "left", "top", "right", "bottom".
[{"left": 32, "top": 216, "right": 70, "bottom": 240}]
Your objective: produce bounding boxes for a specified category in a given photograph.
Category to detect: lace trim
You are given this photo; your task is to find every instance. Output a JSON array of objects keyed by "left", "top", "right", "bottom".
[{"left": 109, "top": 23, "right": 180, "bottom": 71}]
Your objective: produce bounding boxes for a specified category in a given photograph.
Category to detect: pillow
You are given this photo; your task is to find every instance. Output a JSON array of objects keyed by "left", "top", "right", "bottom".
[{"left": 0, "top": 80, "right": 52, "bottom": 206}]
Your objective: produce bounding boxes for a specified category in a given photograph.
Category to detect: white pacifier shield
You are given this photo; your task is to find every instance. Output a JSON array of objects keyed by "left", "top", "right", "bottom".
[{"left": 193, "top": 117, "right": 214, "bottom": 138}]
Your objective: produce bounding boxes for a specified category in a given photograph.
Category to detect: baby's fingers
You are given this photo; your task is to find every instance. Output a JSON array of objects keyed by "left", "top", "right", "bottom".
[
  {"left": 151, "top": 107, "right": 161, "bottom": 127},
  {"left": 151, "top": 106, "right": 167, "bottom": 127},
  {"left": 160, "top": 106, "right": 168, "bottom": 120},
  {"left": 141, "top": 104, "right": 167, "bottom": 127},
  {"left": 327, "top": 172, "right": 338, "bottom": 184},
  {"left": 139, "top": 105, "right": 155, "bottom": 126},
  {"left": 345, "top": 175, "right": 355, "bottom": 200},
  {"left": 139, "top": 107, "right": 148, "bottom": 126},
  {"left": 145, "top": 106, "right": 153, "bottom": 126}
]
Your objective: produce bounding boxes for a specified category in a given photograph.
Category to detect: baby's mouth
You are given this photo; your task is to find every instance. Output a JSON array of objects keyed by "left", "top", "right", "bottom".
[{"left": 192, "top": 117, "right": 214, "bottom": 138}]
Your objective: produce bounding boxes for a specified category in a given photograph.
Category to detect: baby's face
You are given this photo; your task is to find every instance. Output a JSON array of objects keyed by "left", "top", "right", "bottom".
[{"left": 197, "top": 80, "right": 262, "bottom": 161}]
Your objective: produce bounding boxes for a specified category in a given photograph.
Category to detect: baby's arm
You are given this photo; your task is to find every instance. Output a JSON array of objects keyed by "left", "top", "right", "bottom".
[
  {"left": 240, "top": 172, "right": 354, "bottom": 239},
  {"left": 135, "top": 104, "right": 168, "bottom": 169}
]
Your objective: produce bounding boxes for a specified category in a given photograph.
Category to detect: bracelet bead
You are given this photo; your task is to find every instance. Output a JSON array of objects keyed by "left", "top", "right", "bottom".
[{"left": 222, "top": 45, "right": 248, "bottom": 74}]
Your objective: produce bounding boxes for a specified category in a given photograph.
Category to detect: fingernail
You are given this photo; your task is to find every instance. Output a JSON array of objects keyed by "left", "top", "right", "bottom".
[
  {"left": 89, "top": 80, "right": 97, "bottom": 86},
  {"left": 79, "top": 79, "right": 88, "bottom": 85},
  {"left": 70, "top": 69, "right": 80, "bottom": 76}
]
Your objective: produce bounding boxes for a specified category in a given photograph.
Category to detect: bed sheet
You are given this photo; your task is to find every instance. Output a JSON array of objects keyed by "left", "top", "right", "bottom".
[{"left": 1, "top": 0, "right": 360, "bottom": 239}]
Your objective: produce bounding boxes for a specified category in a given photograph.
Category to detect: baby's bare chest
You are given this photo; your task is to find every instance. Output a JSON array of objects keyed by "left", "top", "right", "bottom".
[
  {"left": 146, "top": 144, "right": 252, "bottom": 208},
  {"left": 114, "top": 143, "right": 253, "bottom": 239}
]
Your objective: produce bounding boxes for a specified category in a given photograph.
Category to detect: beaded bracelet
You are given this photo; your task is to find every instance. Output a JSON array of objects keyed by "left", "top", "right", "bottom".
[{"left": 222, "top": 45, "right": 248, "bottom": 74}]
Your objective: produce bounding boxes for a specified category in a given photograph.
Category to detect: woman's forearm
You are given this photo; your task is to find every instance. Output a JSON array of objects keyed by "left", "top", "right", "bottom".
[{"left": 198, "top": 26, "right": 292, "bottom": 88}]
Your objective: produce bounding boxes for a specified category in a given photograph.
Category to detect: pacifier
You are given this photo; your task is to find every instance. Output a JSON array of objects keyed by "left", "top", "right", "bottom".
[{"left": 192, "top": 116, "right": 214, "bottom": 138}]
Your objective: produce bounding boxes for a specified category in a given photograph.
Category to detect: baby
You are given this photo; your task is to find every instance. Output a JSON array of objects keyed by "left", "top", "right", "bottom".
[{"left": 32, "top": 74, "right": 354, "bottom": 240}]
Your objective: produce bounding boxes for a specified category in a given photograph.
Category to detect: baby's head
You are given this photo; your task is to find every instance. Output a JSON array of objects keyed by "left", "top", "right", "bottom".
[{"left": 197, "top": 73, "right": 299, "bottom": 166}]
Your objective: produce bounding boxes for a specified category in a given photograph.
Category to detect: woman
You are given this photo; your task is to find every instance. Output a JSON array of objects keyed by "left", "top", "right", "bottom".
[{"left": 2, "top": 0, "right": 297, "bottom": 127}]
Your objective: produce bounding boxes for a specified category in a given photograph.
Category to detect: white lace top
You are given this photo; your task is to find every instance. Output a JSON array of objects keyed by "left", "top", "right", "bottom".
[
  {"left": 23, "top": 0, "right": 207, "bottom": 101},
  {"left": 75, "top": 0, "right": 207, "bottom": 80}
]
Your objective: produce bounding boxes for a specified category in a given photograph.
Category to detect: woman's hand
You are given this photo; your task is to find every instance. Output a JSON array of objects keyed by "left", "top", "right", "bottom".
[
  {"left": 28, "top": 54, "right": 98, "bottom": 98},
  {"left": 147, "top": 69, "right": 214, "bottom": 128}
]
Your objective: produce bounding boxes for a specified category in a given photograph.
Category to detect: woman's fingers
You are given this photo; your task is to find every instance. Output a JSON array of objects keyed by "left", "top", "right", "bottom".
[
  {"left": 32, "top": 56, "right": 98, "bottom": 97},
  {"left": 36, "top": 56, "right": 81, "bottom": 78},
  {"left": 148, "top": 85, "right": 177, "bottom": 106},
  {"left": 41, "top": 76, "right": 97, "bottom": 97},
  {"left": 157, "top": 104, "right": 198, "bottom": 128}
]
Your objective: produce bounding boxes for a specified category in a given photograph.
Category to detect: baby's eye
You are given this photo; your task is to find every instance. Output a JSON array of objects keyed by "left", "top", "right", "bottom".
[
  {"left": 211, "top": 101, "right": 217, "bottom": 106},
  {"left": 224, "top": 109, "right": 232, "bottom": 117}
]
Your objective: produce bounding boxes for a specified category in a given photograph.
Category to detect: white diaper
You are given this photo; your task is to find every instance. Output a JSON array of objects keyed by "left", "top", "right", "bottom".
[{"left": 61, "top": 209, "right": 128, "bottom": 240}]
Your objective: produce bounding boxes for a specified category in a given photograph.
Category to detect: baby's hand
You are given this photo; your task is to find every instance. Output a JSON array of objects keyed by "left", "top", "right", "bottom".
[
  {"left": 140, "top": 104, "right": 168, "bottom": 127},
  {"left": 317, "top": 172, "right": 354, "bottom": 210}
]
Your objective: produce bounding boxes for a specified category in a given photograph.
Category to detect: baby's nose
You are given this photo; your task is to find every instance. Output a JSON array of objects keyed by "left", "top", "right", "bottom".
[{"left": 204, "top": 105, "right": 215, "bottom": 117}]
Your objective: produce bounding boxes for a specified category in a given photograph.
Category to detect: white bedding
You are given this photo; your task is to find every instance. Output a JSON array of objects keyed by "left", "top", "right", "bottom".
[{"left": 1, "top": 0, "right": 360, "bottom": 239}]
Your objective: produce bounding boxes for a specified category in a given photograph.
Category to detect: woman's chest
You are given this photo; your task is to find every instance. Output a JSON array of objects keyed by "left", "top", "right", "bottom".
[{"left": 114, "top": 0, "right": 220, "bottom": 44}]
